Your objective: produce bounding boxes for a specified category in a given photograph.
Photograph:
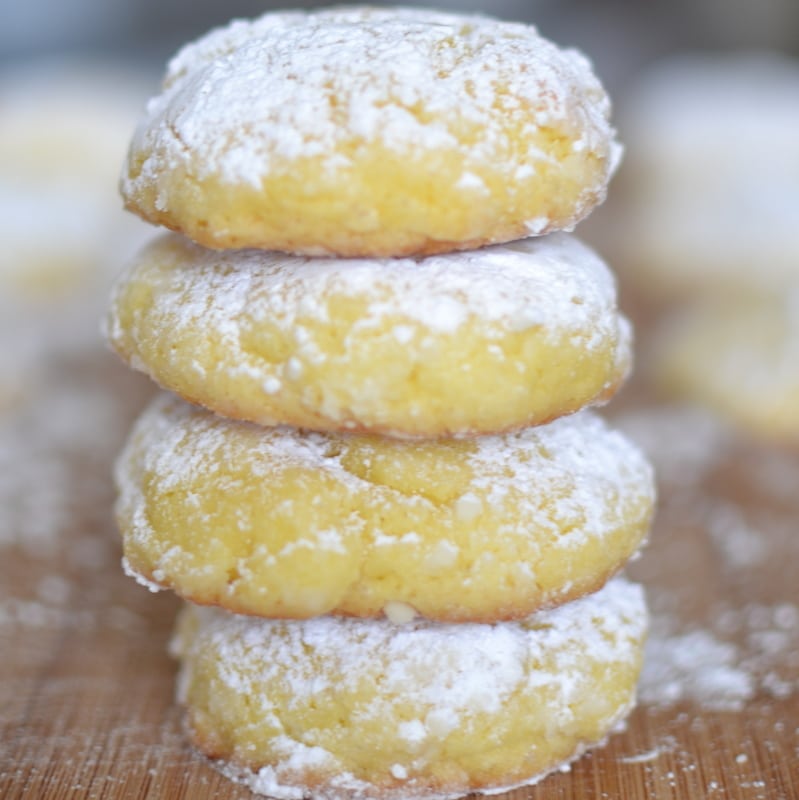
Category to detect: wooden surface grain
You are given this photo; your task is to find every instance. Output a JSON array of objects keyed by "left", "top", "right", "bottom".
[{"left": 1, "top": 351, "right": 798, "bottom": 800}]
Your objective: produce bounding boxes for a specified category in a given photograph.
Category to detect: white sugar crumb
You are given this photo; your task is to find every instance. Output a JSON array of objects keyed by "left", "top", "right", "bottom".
[
  {"left": 454, "top": 493, "right": 482, "bottom": 521},
  {"left": 384, "top": 601, "right": 418, "bottom": 625},
  {"left": 128, "top": 7, "right": 615, "bottom": 189},
  {"left": 285, "top": 357, "right": 303, "bottom": 379},
  {"left": 424, "top": 540, "right": 459, "bottom": 570},
  {"left": 525, "top": 216, "right": 550, "bottom": 234},
  {"left": 390, "top": 764, "right": 408, "bottom": 780},
  {"left": 455, "top": 172, "right": 487, "bottom": 191},
  {"left": 392, "top": 324, "right": 415, "bottom": 344},
  {"left": 122, "top": 558, "right": 164, "bottom": 593},
  {"left": 398, "top": 720, "right": 427, "bottom": 744}
]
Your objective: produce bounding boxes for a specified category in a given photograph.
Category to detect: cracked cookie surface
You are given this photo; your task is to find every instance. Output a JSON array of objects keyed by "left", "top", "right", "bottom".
[
  {"left": 116, "top": 394, "right": 654, "bottom": 621},
  {"left": 121, "top": 6, "right": 619, "bottom": 256},
  {"left": 106, "top": 232, "right": 631, "bottom": 438}
]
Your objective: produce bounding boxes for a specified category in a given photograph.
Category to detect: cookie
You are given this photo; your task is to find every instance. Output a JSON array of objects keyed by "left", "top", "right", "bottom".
[
  {"left": 597, "top": 53, "right": 799, "bottom": 296},
  {"left": 116, "top": 394, "right": 654, "bottom": 622},
  {"left": 651, "top": 291, "right": 799, "bottom": 442},
  {"left": 171, "top": 576, "right": 647, "bottom": 800},
  {"left": 122, "top": 6, "right": 620, "bottom": 256},
  {"left": 106, "top": 232, "right": 632, "bottom": 438},
  {"left": 0, "top": 59, "right": 149, "bottom": 298}
]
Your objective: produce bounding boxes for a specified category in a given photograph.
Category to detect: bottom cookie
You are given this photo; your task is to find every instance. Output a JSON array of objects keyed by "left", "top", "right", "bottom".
[{"left": 171, "top": 576, "right": 648, "bottom": 799}]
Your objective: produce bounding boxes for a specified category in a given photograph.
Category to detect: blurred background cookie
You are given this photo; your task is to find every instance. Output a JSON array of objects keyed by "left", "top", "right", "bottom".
[
  {"left": 0, "top": 59, "right": 151, "bottom": 299},
  {"left": 590, "top": 52, "right": 799, "bottom": 301},
  {"left": 0, "top": 59, "right": 152, "bottom": 414},
  {"left": 650, "top": 290, "right": 799, "bottom": 443},
  {"left": 581, "top": 48, "right": 799, "bottom": 445}
]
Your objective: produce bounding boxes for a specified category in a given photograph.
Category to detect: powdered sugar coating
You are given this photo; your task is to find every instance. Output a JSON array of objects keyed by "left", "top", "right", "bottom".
[
  {"left": 115, "top": 394, "right": 654, "bottom": 620},
  {"left": 122, "top": 7, "right": 620, "bottom": 255},
  {"left": 106, "top": 232, "right": 632, "bottom": 437},
  {"left": 172, "top": 576, "right": 647, "bottom": 799},
  {"left": 149, "top": 7, "right": 612, "bottom": 183}
]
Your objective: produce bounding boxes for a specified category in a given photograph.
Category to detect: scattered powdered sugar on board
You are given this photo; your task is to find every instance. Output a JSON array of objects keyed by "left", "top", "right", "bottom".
[
  {"left": 702, "top": 500, "right": 770, "bottom": 569},
  {"left": 614, "top": 402, "right": 799, "bottom": 712},
  {"left": 640, "top": 617, "right": 754, "bottom": 712},
  {"left": 715, "top": 602, "right": 799, "bottom": 700},
  {"left": 0, "top": 353, "right": 152, "bottom": 558},
  {"left": 640, "top": 598, "right": 799, "bottom": 712},
  {"left": 611, "top": 404, "right": 732, "bottom": 489},
  {"left": 0, "top": 595, "right": 148, "bottom": 634}
]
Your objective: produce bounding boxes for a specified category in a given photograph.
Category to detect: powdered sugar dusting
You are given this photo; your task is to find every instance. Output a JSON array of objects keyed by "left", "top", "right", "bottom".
[
  {"left": 127, "top": 7, "right": 614, "bottom": 188},
  {"left": 469, "top": 410, "right": 654, "bottom": 547},
  {"left": 0, "top": 353, "right": 153, "bottom": 558},
  {"left": 613, "top": 402, "right": 799, "bottom": 713},
  {"left": 129, "top": 397, "right": 650, "bottom": 510},
  {"left": 110, "top": 231, "right": 625, "bottom": 364}
]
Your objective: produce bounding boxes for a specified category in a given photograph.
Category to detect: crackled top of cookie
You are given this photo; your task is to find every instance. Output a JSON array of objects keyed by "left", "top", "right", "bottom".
[
  {"left": 129, "top": 6, "right": 614, "bottom": 187},
  {"left": 106, "top": 231, "right": 632, "bottom": 437},
  {"left": 110, "top": 231, "right": 623, "bottom": 343},
  {"left": 121, "top": 5, "right": 620, "bottom": 257}
]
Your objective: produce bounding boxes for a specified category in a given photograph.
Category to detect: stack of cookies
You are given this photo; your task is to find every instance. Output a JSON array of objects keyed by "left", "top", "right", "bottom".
[{"left": 106, "top": 8, "right": 655, "bottom": 799}]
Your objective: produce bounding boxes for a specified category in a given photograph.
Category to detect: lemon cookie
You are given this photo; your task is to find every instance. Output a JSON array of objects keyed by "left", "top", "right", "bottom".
[
  {"left": 603, "top": 53, "right": 799, "bottom": 297},
  {"left": 122, "top": 6, "right": 620, "bottom": 256},
  {"left": 171, "top": 576, "right": 647, "bottom": 800},
  {"left": 116, "top": 394, "right": 654, "bottom": 621},
  {"left": 0, "top": 59, "right": 150, "bottom": 298},
  {"left": 106, "top": 232, "right": 631, "bottom": 438},
  {"left": 651, "top": 291, "right": 799, "bottom": 442}
]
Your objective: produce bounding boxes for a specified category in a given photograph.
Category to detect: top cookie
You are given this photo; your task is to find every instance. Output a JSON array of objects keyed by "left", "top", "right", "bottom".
[{"left": 122, "top": 6, "right": 620, "bottom": 256}]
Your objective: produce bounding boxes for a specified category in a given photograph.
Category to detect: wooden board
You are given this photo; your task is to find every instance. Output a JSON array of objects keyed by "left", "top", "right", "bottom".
[{"left": 2, "top": 352, "right": 798, "bottom": 800}]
